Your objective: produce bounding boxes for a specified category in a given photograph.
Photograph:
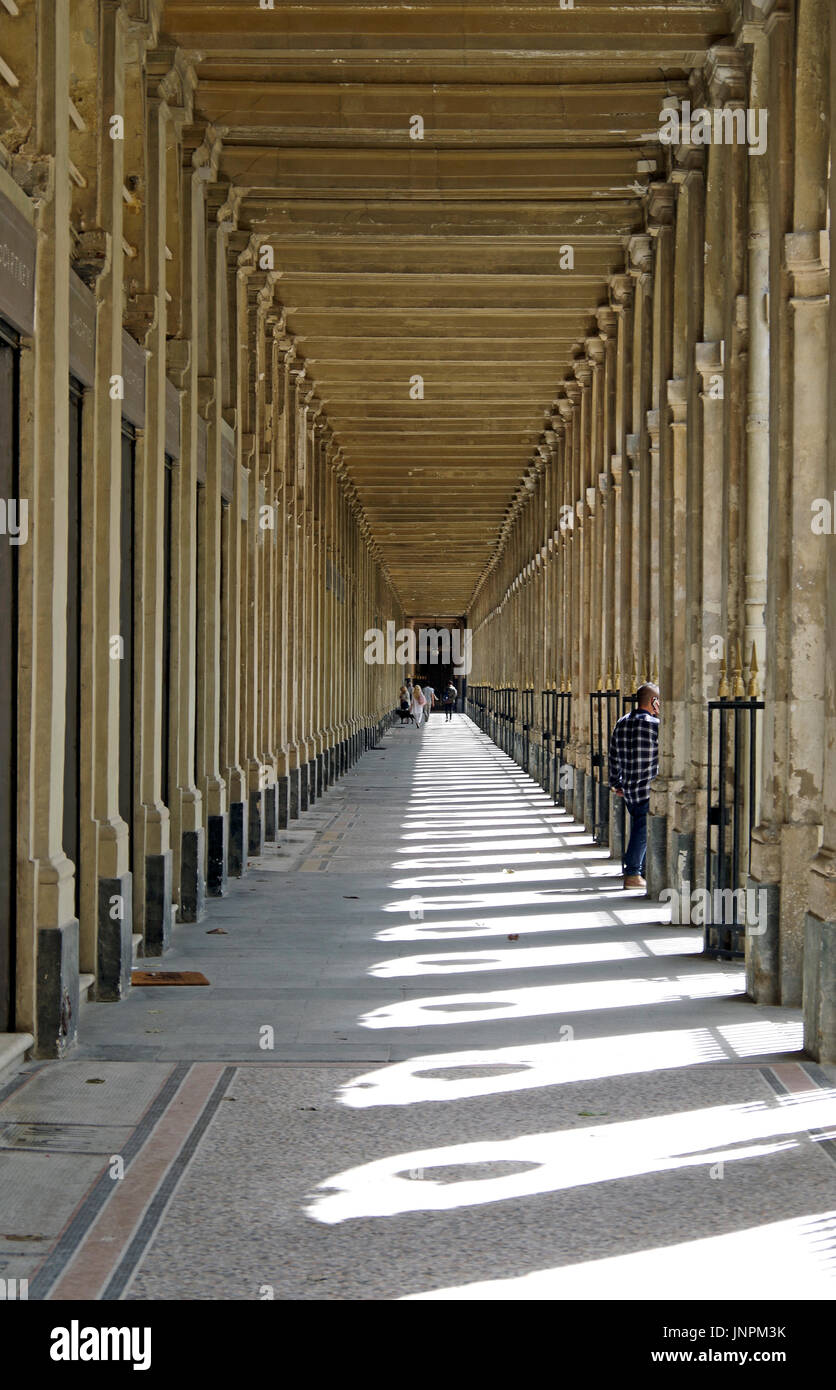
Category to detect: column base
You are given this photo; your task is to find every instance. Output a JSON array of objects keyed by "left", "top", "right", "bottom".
[
  {"left": 583, "top": 770, "right": 594, "bottom": 833},
  {"left": 263, "top": 784, "right": 277, "bottom": 842},
  {"left": 646, "top": 812, "right": 668, "bottom": 899},
  {"left": 672, "top": 831, "right": 695, "bottom": 903},
  {"left": 35, "top": 920, "right": 79, "bottom": 1059},
  {"left": 228, "top": 801, "right": 247, "bottom": 877},
  {"left": 277, "top": 775, "right": 290, "bottom": 830},
  {"left": 144, "top": 851, "right": 173, "bottom": 956},
  {"left": 248, "top": 790, "right": 264, "bottom": 856},
  {"left": 803, "top": 913, "right": 836, "bottom": 1062},
  {"left": 180, "top": 827, "right": 206, "bottom": 923},
  {"left": 746, "top": 881, "right": 781, "bottom": 1004},
  {"left": 300, "top": 762, "right": 310, "bottom": 811},
  {"left": 207, "top": 814, "right": 228, "bottom": 897},
  {"left": 610, "top": 789, "right": 625, "bottom": 865},
  {"left": 289, "top": 767, "right": 301, "bottom": 821},
  {"left": 316, "top": 753, "right": 324, "bottom": 798},
  {"left": 594, "top": 780, "right": 610, "bottom": 845},
  {"left": 94, "top": 873, "right": 133, "bottom": 1001}
]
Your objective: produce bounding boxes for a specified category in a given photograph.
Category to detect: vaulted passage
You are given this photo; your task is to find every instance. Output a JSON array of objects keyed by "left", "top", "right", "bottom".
[{"left": 0, "top": 0, "right": 835, "bottom": 1310}]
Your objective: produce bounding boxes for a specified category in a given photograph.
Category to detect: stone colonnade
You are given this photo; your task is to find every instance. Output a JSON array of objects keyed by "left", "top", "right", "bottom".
[
  {"left": 0, "top": 0, "right": 402, "bottom": 1057},
  {"left": 467, "top": 5, "right": 836, "bottom": 1061}
]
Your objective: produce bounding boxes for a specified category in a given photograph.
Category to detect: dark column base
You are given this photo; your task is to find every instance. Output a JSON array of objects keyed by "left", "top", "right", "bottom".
[
  {"left": 746, "top": 881, "right": 781, "bottom": 1003},
  {"left": 610, "top": 790, "right": 626, "bottom": 867},
  {"left": 300, "top": 762, "right": 310, "bottom": 811},
  {"left": 570, "top": 767, "right": 583, "bottom": 822},
  {"left": 248, "top": 790, "right": 264, "bottom": 856},
  {"left": 263, "top": 783, "right": 278, "bottom": 842},
  {"left": 277, "top": 775, "right": 290, "bottom": 830},
  {"left": 94, "top": 873, "right": 133, "bottom": 1000},
  {"left": 180, "top": 827, "right": 206, "bottom": 923},
  {"left": 144, "top": 851, "right": 173, "bottom": 956},
  {"left": 316, "top": 753, "right": 324, "bottom": 798},
  {"left": 595, "top": 780, "right": 610, "bottom": 845},
  {"left": 35, "top": 920, "right": 79, "bottom": 1059},
  {"left": 207, "top": 814, "right": 228, "bottom": 897},
  {"left": 672, "top": 830, "right": 694, "bottom": 902},
  {"left": 803, "top": 914, "right": 836, "bottom": 1062},
  {"left": 583, "top": 769, "right": 595, "bottom": 832},
  {"left": 646, "top": 812, "right": 668, "bottom": 898},
  {"left": 289, "top": 767, "right": 301, "bottom": 821},
  {"left": 228, "top": 801, "right": 247, "bottom": 877}
]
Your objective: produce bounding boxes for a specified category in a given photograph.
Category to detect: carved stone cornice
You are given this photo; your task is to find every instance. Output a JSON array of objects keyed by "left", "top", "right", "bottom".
[
  {"left": 609, "top": 273, "right": 634, "bottom": 314},
  {"left": 628, "top": 234, "right": 653, "bottom": 276},
  {"left": 705, "top": 44, "right": 748, "bottom": 107},
  {"left": 647, "top": 181, "right": 676, "bottom": 233},
  {"left": 596, "top": 306, "right": 618, "bottom": 339}
]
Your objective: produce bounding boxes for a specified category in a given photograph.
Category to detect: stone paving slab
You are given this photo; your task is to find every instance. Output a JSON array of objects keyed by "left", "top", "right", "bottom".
[
  {"left": 2, "top": 716, "right": 833, "bottom": 1300},
  {"left": 118, "top": 1062, "right": 836, "bottom": 1302}
]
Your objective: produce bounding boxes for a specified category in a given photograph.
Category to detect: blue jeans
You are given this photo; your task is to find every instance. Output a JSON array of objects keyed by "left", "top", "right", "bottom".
[{"left": 624, "top": 798, "right": 649, "bottom": 877}]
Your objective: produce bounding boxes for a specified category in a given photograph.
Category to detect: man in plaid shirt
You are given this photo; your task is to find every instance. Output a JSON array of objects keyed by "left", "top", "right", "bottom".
[{"left": 608, "top": 683, "right": 660, "bottom": 889}]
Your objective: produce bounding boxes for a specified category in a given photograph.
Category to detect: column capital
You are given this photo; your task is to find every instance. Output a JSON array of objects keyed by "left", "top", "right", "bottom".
[
  {"left": 586, "top": 336, "right": 605, "bottom": 366},
  {"left": 628, "top": 233, "right": 653, "bottom": 277},
  {"left": 705, "top": 44, "right": 748, "bottom": 106},
  {"left": 695, "top": 340, "right": 724, "bottom": 385},
  {"left": 647, "top": 181, "right": 676, "bottom": 232},
  {"left": 609, "top": 273, "right": 634, "bottom": 312},
  {"left": 667, "top": 377, "right": 689, "bottom": 427},
  {"left": 596, "top": 305, "right": 618, "bottom": 339}
]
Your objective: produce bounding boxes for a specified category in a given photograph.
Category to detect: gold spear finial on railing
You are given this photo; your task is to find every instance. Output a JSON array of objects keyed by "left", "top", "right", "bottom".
[
  {"left": 605, "top": 662, "right": 613, "bottom": 691},
  {"left": 747, "top": 642, "right": 760, "bottom": 698},
  {"left": 596, "top": 667, "right": 603, "bottom": 692},
  {"left": 718, "top": 653, "right": 729, "bottom": 698},
  {"left": 732, "top": 639, "right": 745, "bottom": 698}
]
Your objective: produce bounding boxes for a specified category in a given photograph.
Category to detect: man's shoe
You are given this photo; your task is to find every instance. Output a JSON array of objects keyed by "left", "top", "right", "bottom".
[{"left": 624, "top": 874, "right": 646, "bottom": 889}]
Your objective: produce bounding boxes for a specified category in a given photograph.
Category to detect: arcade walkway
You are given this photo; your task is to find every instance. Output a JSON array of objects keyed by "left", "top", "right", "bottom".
[{"left": 2, "top": 717, "right": 834, "bottom": 1301}]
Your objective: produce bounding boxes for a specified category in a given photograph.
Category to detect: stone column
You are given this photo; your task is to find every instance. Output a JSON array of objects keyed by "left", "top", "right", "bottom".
[
  {"left": 804, "top": 0, "right": 836, "bottom": 1059},
  {"left": 664, "top": 146, "right": 705, "bottom": 904},
  {"left": 15, "top": 0, "right": 77, "bottom": 1051},
  {"left": 200, "top": 187, "right": 237, "bottom": 895},
  {"left": 645, "top": 182, "right": 676, "bottom": 897},
  {"left": 132, "top": 63, "right": 177, "bottom": 951},
  {"left": 781, "top": 0, "right": 830, "bottom": 1009}
]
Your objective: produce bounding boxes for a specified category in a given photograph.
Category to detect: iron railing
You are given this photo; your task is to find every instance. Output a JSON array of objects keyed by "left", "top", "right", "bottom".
[
  {"left": 704, "top": 695, "right": 764, "bottom": 959},
  {"left": 589, "top": 689, "right": 620, "bottom": 842}
]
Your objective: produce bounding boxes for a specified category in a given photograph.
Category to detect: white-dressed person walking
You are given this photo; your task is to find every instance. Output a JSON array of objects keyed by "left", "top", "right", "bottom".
[{"left": 411, "top": 683, "right": 427, "bottom": 729}]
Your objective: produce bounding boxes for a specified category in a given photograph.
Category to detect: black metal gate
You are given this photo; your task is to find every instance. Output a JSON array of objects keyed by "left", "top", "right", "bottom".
[
  {"left": 589, "top": 688, "right": 620, "bottom": 842},
  {"left": 704, "top": 695, "right": 764, "bottom": 959},
  {"left": 543, "top": 690, "right": 572, "bottom": 807},
  {"left": 520, "top": 687, "right": 534, "bottom": 773}
]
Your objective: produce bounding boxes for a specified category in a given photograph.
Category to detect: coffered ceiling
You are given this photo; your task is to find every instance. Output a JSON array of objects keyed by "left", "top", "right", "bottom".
[{"left": 162, "top": 0, "right": 733, "bottom": 614}]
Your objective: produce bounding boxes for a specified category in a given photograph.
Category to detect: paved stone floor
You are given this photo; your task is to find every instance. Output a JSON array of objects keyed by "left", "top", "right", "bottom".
[{"left": 2, "top": 715, "right": 836, "bottom": 1300}]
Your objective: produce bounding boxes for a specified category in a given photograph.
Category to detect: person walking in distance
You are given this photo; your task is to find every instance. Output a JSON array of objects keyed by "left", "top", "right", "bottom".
[
  {"left": 608, "top": 683, "right": 660, "bottom": 889},
  {"left": 421, "top": 681, "right": 436, "bottom": 725},
  {"left": 442, "top": 681, "right": 457, "bottom": 721},
  {"left": 411, "top": 682, "right": 427, "bottom": 729}
]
